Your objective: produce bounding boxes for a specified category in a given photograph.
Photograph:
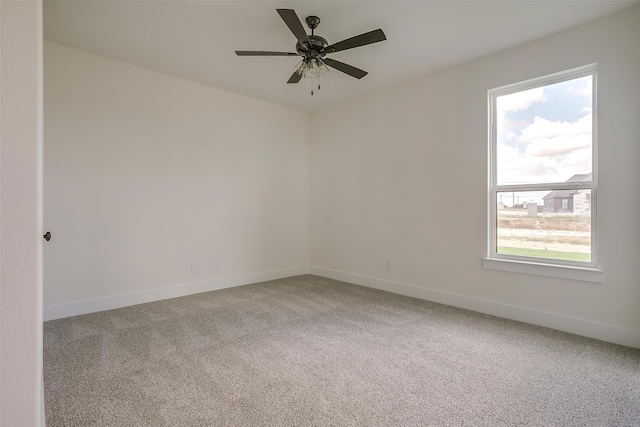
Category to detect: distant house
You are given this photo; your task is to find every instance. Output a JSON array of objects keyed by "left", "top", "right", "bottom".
[{"left": 543, "top": 173, "right": 592, "bottom": 214}]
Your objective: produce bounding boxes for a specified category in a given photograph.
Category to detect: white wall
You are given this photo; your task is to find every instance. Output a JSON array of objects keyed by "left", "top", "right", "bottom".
[
  {"left": 310, "top": 6, "right": 640, "bottom": 347},
  {"left": 0, "top": 0, "right": 44, "bottom": 425},
  {"left": 44, "top": 42, "right": 309, "bottom": 318}
]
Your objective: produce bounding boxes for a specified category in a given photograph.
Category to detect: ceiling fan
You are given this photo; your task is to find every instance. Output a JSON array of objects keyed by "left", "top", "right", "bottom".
[{"left": 235, "top": 9, "right": 386, "bottom": 94}]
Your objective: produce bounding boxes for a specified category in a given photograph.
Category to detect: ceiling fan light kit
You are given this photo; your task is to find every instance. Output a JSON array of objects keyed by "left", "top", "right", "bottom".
[
  {"left": 294, "top": 58, "right": 329, "bottom": 79},
  {"left": 235, "top": 9, "right": 386, "bottom": 95}
]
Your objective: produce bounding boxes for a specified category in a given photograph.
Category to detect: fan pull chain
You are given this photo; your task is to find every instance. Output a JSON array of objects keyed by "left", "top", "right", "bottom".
[{"left": 311, "top": 77, "right": 321, "bottom": 96}]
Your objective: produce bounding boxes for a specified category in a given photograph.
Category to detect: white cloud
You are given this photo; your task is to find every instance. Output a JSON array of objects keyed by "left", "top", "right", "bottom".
[
  {"left": 496, "top": 87, "right": 547, "bottom": 148},
  {"left": 519, "top": 114, "right": 592, "bottom": 157},
  {"left": 498, "top": 113, "right": 592, "bottom": 185},
  {"left": 568, "top": 75, "right": 592, "bottom": 98},
  {"left": 496, "top": 76, "right": 593, "bottom": 186},
  {"left": 497, "top": 87, "right": 546, "bottom": 114},
  {"left": 497, "top": 144, "right": 560, "bottom": 184}
]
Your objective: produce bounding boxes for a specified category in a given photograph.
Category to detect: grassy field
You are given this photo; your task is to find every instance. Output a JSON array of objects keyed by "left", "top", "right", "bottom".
[
  {"left": 497, "top": 211, "right": 590, "bottom": 232},
  {"left": 498, "top": 246, "right": 591, "bottom": 262},
  {"left": 497, "top": 209, "right": 591, "bottom": 261}
]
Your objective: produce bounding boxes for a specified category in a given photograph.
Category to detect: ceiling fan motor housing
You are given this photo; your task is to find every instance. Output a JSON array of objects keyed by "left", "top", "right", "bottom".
[{"left": 296, "top": 35, "right": 328, "bottom": 59}]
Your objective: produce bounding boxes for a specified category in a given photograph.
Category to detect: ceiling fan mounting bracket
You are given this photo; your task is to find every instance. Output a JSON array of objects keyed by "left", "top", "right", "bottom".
[{"left": 305, "top": 16, "right": 320, "bottom": 31}]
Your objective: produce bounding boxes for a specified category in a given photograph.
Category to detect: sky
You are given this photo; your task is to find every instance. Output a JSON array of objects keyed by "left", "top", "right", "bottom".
[{"left": 496, "top": 75, "right": 593, "bottom": 190}]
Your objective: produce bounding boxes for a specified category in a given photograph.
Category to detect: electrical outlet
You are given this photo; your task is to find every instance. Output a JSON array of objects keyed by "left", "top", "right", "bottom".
[
  {"left": 215, "top": 261, "right": 219, "bottom": 271},
  {"left": 190, "top": 263, "right": 197, "bottom": 274},
  {"left": 385, "top": 260, "right": 392, "bottom": 270}
]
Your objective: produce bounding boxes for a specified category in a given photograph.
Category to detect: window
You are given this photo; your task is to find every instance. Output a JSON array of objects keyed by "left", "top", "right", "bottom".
[{"left": 486, "top": 65, "right": 599, "bottom": 276}]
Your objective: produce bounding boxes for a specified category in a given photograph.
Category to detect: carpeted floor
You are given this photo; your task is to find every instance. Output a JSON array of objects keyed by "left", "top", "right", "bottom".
[{"left": 44, "top": 274, "right": 640, "bottom": 426}]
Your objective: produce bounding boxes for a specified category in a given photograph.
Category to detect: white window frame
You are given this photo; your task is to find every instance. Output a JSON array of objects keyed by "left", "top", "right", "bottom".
[{"left": 484, "top": 64, "right": 603, "bottom": 282}]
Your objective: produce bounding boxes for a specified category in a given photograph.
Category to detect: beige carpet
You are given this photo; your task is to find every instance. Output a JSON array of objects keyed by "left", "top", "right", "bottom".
[{"left": 44, "top": 275, "right": 640, "bottom": 426}]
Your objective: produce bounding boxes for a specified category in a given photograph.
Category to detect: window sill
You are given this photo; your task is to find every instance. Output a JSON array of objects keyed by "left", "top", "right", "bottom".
[{"left": 483, "top": 258, "right": 604, "bottom": 283}]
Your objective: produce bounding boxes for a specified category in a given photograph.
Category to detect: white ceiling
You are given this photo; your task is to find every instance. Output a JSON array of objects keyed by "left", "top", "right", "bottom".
[{"left": 44, "top": 0, "right": 638, "bottom": 112}]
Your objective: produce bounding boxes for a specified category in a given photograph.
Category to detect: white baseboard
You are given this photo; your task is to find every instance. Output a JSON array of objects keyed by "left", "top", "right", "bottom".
[
  {"left": 309, "top": 266, "right": 640, "bottom": 349},
  {"left": 43, "top": 266, "right": 309, "bottom": 321}
]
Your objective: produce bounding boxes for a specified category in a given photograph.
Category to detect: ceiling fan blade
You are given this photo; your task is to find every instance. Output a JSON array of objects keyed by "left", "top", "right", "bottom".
[
  {"left": 235, "top": 51, "right": 298, "bottom": 56},
  {"left": 277, "top": 9, "right": 311, "bottom": 51},
  {"left": 323, "top": 58, "right": 368, "bottom": 79},
  {"left": 287, "top": 71, "right": 302, "bottom": 84},
  {"left": 324, "top": 29, "right": 386, "bottom": 54}
]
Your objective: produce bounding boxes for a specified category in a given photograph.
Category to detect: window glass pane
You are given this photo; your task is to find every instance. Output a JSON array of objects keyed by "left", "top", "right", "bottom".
[
  {"left": 496, "top": 190, "right": 591, "bottom": 262},
  {"left": 496, "top": 75, "right": 592, "bottom": 185}
]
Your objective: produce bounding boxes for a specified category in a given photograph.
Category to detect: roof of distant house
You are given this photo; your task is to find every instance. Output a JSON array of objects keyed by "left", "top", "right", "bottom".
[
  {"left": 543, "top": 173, "right": 592, "bottom": 200},
  {"left": 565, "top": 173, "right": 592, "bottom": 183}
]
